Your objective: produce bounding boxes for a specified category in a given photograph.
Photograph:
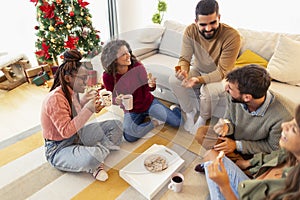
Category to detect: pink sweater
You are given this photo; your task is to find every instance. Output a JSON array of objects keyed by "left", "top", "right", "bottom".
[{"left": 41, "top": 86, "right": 93, "bottom": 141}]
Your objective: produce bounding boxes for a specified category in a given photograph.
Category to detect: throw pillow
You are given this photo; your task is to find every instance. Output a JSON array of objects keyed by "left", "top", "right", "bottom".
[
  {"left": 138, "top": 24, "right": 165, "bottom": 43},
  {"left": 267, "top": 35, "right": 300, "bottom": 86},
  {"left": 235, "top": 49, "right": 268, "bottom": 68}
]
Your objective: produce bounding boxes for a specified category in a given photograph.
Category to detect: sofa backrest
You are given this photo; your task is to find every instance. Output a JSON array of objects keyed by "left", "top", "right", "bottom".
[{"left": 238, "top": 28, "right": 300, "bottom": 60}]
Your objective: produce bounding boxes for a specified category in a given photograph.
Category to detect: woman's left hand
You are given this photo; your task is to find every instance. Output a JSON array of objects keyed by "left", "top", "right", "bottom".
[{"left": 148, "top": 74, "right": 157, "bottom": 88}]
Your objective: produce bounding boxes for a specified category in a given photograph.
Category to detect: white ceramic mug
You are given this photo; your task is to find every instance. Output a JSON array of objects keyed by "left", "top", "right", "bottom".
[
  {"left": 99, "top": 90, "right": 112, "bottom": 107},
  {"left": 168, "top": 172, "right": 184, "bottom": 193},
  {"left": 122, "top": 94, "right": 133, "bottom": 110}
]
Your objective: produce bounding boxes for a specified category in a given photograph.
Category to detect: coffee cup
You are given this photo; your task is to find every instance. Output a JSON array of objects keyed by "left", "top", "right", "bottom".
[
  {"left": 168, "top": 172, "right": 184, "bottom": 192},
  {"left": 122, "top": 94, "right": 133, "bottom": 110},
  {"left": 99, "top": 90, "right": 112, "bottom": 107}
]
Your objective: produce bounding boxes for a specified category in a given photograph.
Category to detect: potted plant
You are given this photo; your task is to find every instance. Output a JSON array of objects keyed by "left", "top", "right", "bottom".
[{"left": 152, "top": 0, "right": 167, "bottom": 24}]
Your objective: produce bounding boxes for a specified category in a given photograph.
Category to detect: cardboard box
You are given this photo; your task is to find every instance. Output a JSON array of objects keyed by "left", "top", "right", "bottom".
[{"left": 25, "top": 64, "right": 52, "bottom": 83}]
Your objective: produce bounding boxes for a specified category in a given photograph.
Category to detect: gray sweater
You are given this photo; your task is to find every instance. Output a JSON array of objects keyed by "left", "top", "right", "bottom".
[{"left": 224, "top": 91, "right": 292, "bottom": 154}]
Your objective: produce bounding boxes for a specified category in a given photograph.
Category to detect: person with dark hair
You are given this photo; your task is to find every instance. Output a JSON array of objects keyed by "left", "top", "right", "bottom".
[
  {"left": 169, "top": 0, "right": 241, "bottom": 134},
  {"left": 203, "top": 104, "right": 300, "bottom": 200},
  {"left": 41, "top": 49, "right": 123, "bottom": 182},
  {"left": 194, "top": 64, "right": 292, "bottom": 171},
  {"left": 101, "top": 39, "right": 182, "bottom": 142}
]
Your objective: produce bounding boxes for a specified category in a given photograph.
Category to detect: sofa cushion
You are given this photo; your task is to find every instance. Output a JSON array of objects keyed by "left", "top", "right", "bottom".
[
  {"left": 159, "top": 20, "right": 186, "bottom": 58},
  {"left": 237, "top": 28, "right": 300, "bottom": 61},
  {"left": 138, "top": 24, "right": 165, "bottom": 43},
  {"left": 235, "top": 49, "right": 268, "bottom": 68},
  {"left": 267, "top": 35, "right": 300, "bottom": 86},
  {"left": 118, "top": 29, "right": 160, "bottom": 57}
]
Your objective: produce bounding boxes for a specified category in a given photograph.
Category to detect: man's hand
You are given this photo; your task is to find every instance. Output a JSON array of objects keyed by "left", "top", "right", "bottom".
[
  {"left": 213, "top": 137, "right": 236, "bottom": 154},
  {"left": 213, "top": 118, "right": 230, "bottom": 136},
  {"left": 175, "top": 69, "right": 188, "bottom": 81},
  {"left": 235, "top": 159, "right": 251, "bottom": 170},
  {"left": 181, "top": 77, "right": 199, "bottom": 88}
]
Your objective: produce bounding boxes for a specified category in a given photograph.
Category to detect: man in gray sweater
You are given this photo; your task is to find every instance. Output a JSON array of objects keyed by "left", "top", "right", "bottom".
[{"left": 195, "top": 64, "right": 293, "bottom": 170}]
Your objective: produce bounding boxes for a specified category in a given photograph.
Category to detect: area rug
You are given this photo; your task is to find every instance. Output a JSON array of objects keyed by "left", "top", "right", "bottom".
[{"left": 0, "top": 108, "right": 209, "bottom": 200}]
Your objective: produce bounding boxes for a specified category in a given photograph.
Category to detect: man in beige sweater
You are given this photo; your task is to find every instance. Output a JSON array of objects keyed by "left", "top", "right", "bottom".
[{"left": 169, "top": 0, "right": 241, "bottom": 134}]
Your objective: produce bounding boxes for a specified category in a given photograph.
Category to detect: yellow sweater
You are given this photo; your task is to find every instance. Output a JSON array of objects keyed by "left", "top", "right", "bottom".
[{"left": 178, "top": 23, "right": 241, "bottom": 83}]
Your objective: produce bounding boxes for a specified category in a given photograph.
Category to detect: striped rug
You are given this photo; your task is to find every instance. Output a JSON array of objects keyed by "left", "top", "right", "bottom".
[{"left": 0, "top": 107, "right": 209, "bottom": 200}]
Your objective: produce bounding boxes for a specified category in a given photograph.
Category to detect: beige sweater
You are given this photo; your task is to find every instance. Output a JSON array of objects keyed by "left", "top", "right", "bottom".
[{"left": 179, "top": 23, "right": 241, "bottom": 83}]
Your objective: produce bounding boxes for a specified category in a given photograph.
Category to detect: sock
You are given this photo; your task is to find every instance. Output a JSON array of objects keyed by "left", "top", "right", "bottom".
[
  {"left": 183, "top": 109, "right": 197, "bottom": 132},
  {"left": 93, "top": 163, "right": 109, "bottom": 181},
  {"left": 152, "top": 117, "right": 165, "bottom": 126},
  {"left": 189, "top": 116, "right": 206, "bottom": 135}
]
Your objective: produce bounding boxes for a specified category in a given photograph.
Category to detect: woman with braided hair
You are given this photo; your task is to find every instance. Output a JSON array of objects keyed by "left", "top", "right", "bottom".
[{"left": 41, "top": 49, "right": 123, "bottom": 181}]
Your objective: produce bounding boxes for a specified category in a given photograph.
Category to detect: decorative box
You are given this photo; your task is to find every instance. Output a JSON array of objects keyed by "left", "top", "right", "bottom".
[
  {"left": 32, "top": 71, "right": 50, "bottom": 86},
  {"left": 87, "top": 70, "right": 97, "bottom": 86},
  {"left": 24, "top": 64, "right": 52, "bottom": 83}
]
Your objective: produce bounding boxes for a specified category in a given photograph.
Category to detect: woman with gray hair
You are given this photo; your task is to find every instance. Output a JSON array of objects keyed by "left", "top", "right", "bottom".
[{"left": 101, "top": 39, "right": 182, "bottom": 142}]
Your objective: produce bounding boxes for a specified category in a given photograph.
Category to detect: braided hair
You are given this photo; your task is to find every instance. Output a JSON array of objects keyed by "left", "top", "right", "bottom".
[{"left": 50, "top": 49, "right": 82, "bottom": 118}]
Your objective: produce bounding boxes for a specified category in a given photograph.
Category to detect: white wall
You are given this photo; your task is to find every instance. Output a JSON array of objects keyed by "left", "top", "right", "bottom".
[
  {"left": 117, "top": 0, "right": 300, "bottom": 34},
  {"left": 1, "top": 0, "right": 299, "bottom": 68}
]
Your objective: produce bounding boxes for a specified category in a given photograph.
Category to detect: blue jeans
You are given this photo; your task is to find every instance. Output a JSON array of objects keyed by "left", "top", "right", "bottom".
[
  {"left": 44, "top": 120, "right": 123, "bottom": 173},
  {"left": 204, "top": 156, "right": 250, "bottom": 200},
  {"left": 123, "top": 98, "right": 182, "bottom": 142}
]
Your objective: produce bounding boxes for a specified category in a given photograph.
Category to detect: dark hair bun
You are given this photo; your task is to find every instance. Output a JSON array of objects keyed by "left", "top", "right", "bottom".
[{"left": 63, "top": 49, "right": 82, "bottom": 62}]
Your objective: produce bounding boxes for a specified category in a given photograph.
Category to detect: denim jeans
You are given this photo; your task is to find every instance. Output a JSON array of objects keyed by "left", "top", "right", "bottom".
[
  {"left": 204, "top": 156, "right": 250, "bottom": 200},
  {"left": 45, "top": 120, "right": 123, "bottom": 173},
  {"left": 123, "top": 98, "right": 182, "bottom": 142}
]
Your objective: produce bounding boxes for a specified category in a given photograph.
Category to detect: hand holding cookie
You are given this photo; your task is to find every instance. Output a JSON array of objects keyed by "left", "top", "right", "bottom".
[{"left": 147, "top": 73, "right": 156, "bottom": 88}]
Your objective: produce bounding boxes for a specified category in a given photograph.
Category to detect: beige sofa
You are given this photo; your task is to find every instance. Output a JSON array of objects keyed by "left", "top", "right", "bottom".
[{"left": 92, "top": 20, "right": 300, "bottom": 115}]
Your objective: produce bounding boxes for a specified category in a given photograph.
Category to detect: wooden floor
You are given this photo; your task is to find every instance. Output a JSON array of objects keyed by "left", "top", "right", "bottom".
[
  {"left": 0, "top": 82, "right": 49, "bottom": 142},
  {"left": 0, "top": 81, "right": 211, "bottom": 199}
]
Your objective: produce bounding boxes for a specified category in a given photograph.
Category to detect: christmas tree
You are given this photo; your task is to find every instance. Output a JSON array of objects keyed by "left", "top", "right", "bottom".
[{"left": 30, "top": 0, "right": 102, "bottom": 65}]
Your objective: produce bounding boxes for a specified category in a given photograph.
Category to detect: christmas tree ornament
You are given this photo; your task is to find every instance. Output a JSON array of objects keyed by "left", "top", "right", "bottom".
[
  {"left": 49, "top": 25, "right": 55, "bottom": 31},
  {"left": 56, "top": 0, "right": 62, "bottom": 4},
  {"left": 66, "top": 24, "right": 71, "bottom": 29},
  {"left": 51, "top": 38, "right": 55, "bottom": 43},
  {"left": 70, "top": 11, "right": 74, "bottom": 17}
]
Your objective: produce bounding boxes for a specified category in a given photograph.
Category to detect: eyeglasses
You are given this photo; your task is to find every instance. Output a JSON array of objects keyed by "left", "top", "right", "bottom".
[{"left": 73, "top": 75, "right": 88, "bottom": 82}]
